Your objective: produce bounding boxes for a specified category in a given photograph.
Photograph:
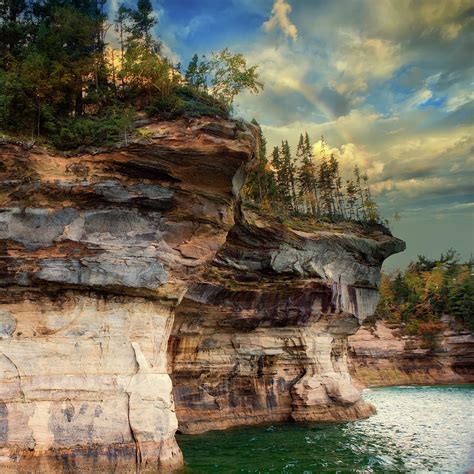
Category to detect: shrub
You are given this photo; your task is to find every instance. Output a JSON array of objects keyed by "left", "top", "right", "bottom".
[
  {"left": 418, "top": 320, "right": 446, "bottom": 349},
  {"left": 50, "top": 109, "right": 135, "bottom": 150}
]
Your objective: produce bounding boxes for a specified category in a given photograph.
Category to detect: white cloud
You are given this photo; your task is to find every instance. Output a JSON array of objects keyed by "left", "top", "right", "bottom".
[
  {"left": 263, "top": 0, "right": 298, "bottom": 41},
  {"left": 331, "top": 30, "right": 402, "bottom": 94}
]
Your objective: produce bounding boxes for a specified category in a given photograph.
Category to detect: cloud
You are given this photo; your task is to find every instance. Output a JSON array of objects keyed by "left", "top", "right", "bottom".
[
  {"left": 263, "top": 0, "right": 298, "bottom": 41},
  {"left": 175, "top": 14, "right": 215, "bottom": 40},
  {"left": 331, "top": 30, "right": 402, "bottom": 95}
]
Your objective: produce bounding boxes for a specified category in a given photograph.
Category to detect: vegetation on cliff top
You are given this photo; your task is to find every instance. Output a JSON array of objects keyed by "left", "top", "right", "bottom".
[
  {"left": 243, "top": 122, "right": 385, "bottom": 226},
  {"left": 369, "top": 250, "right": 474, "bottom": 346},
  {"left": 0, "top": 0, "right": 262, "bottom": 149},
  {"left": 1, "top": 0, "right": 385, "bottom": 228}
]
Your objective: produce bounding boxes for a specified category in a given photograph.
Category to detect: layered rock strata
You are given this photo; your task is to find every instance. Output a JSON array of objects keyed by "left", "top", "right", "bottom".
[
  {"left": 169, "top": 210, "right": 405, "bottom": 433},
  {"left": 348, "top": 320, "right": 474, "bottom": 387},
  {"left": 0, "top": 117, "right": 257, "bottom": 471},
  {"left": 0, "top": 115, "right": 406, "bottom": 471}
]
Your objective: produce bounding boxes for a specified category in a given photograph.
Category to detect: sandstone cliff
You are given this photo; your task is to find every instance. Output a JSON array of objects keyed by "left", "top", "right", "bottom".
[
  {"left": 0, "top": 117, "right": 404, "bottom": 471},
  {"left": 170, "top": 209, "right": 404, "bottom": 433},
  {"left": 349, "top": 320, "right": 474, "bottom": 387},
  {"left": 0, "top": 117, "right": 256, "bottom": 472}
]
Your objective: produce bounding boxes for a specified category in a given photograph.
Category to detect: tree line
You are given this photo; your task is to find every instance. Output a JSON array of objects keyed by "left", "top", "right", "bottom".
[
  {"left": 0, "top": 0, "right": 262, "bottom": 148},
  {"left": 373, "top": 250, "right": 473, "bottom": 346},
  {"left": 244, "top": 122, "right": 381, "bottom": 224}
]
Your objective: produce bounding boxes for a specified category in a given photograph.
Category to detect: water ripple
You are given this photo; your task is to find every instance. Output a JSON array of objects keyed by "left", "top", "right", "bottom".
[{"left": 177, "top": 385, "right": 474, "bottom": 473}]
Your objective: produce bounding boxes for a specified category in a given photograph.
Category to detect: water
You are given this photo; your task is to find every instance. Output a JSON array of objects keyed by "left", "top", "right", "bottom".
[{"left": 177, "top": 385, "right": 474, "bottom": 473}]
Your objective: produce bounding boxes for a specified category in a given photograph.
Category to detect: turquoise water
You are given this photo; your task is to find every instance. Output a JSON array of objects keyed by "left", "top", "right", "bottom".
[{"left": 177, "top": 385, "right": 474, "bottom": 473}]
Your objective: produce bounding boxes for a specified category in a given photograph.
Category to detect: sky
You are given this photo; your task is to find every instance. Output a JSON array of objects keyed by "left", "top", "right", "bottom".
[{"left": 110, "top": 0, "right": 474, "bottom": 271}]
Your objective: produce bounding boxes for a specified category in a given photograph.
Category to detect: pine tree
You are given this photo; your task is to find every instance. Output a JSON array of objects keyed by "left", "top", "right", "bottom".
[
  {"left": 281, "top": 140, "right": 298, "bottom": 211},
  {"left": 318, "top": 136, "right": 334, "bottom": 218},
  {"left": 361, "top": 172, "right": 379, "bottom": 222},
  {"left": 185, "top": 53, "right": 208, "bottom": 89},
  {"left": 392, "top": 272, "right": 410, "bottom": 305},
  {"left": 127, "top": 0, "right": 157, "bottom": 47},
  {"left": 114, "top": 5, "right": 130, "bottom": 87},
  {"left": 297, "top": 132, "right": 318, "bottom": 215},
  {"left": 345, "top": 179, "right": 358, "bottom": 220},
  {"left": 304, "top": 132, "right": 320, "bottom": 216},
  {"left": 244, "top": 118, "right": 268, "bottom": 204},
  {"left": 329, "top": 153, "right": 345, "bottom": 219},
  {"left": 0, "top": 0, "right": 30, "bottom": 64},
  {"left": 272, "top": 145, "right": 291, "bottom": 211},
  {"left": 353, "top": 165, "right": 368, "bottom": 221}
]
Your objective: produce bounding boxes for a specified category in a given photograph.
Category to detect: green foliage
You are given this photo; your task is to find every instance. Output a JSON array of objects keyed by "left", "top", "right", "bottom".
[
  {"left": 183, "top": 48, "right": 263, "bottom": 108},
  {"left": 185, "top": 54, "right": 208, "bottom": 90},
  {"left": 374, "top": 252, "right": 473, "bottom": 336},
  {"left": 446, "top": 268, "right": 474, "bottom": 330},
  {"left": 243, "top": 130, "right": 384, "bottom": 226},
  {"left": 206, "top": 48, "right": 263, "bottom": 107},
  {"left": 242, "top": 119, "right": 278, "bottom": 208},
  {"left": 0, "top": 0, "right": 262, "bottom": 149},
  {"left": 49, "top": 109, "right": 135, "bottom": 150}
]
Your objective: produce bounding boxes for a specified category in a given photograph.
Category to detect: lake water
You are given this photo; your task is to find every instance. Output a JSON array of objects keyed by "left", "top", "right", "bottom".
[{"left": 177, "top": 385, "right": 474, "bottom": 473}]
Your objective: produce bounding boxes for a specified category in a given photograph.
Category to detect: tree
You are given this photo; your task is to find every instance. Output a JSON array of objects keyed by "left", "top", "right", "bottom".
[
  {"left": 304, "top": 132, "right": 320, "bottom": 215},
  {"left": 120, "top": 40, "right": 178, "bottom": 103},
  {"left": 206, "top": 48, "right": 263, "bottom": 107},
  {"left": 329, "top": 153, "right": 345, "bottom": 219},
  {"left": 353, "top": 165, "right": 367, "bottom": 221},
  {"left": 243, "top": 119, "right": 278, "bottom": 208},
  {"left": 272, "top": 145, "right": 291, "bottom": 210},
  {"left": 391, "top": 272, "right": 411, "bottom": 305},
  {"left": 345, "top": 179, "right": 358, "bottom": 220},
  {"left": 185, "top": 53, "right": 208, "bottom": 89},
  {"left": 0, "top": 0, "right": 30, "bottom": 65},
  {"left": 297, "top": 132, "right": 318, "bottom": 215},
  {"left": 448, "top": 271, "right": 474, "bottom": 330},
  {"left": 318, "top": 137, "right": 335, "bottom": 218},
  {"left": 281, "top": 140, "right": 298, "bottom": 211},
  {"left": 114, "top": 4, "right": 130, "bottom": 85},
  {"left": 126, "top": 0, "right": 157, "bottom": 47}
]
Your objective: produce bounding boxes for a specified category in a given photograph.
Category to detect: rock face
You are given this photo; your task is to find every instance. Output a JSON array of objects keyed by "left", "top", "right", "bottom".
[
  {"left": 0, "top": 117, "right": 257, "bottom": 471},
  {"left": 169, "top": 211, "right": 405, "bottom": 433},
  {"left": 0, "top": 115, "right": 405, "bottom": 470},
  {"left": 348, "top": 320, "right": 474, "bottom": 387}
]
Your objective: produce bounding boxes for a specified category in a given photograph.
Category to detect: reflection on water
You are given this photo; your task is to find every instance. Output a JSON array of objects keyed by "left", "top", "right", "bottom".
[{"left": 177, "top": 385, "right": 474, "bottom": 473}]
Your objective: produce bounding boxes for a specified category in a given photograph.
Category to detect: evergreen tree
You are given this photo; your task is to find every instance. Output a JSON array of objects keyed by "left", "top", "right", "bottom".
[
  {"left": 297, "top": 132, "right": 318, "bottom": 215},
  {"left": 272, "top": 145, "right": 291, "bottom": 210},
  {"left": 185, "top": 53, "right": 208, "bottom": 89},
  {"left": 318, "top": 137, "right": 335, "bottom": 218},
  {"left": 0, "top": 0, "right": 30, "bottom": 64},
  {"left": 244, "top": 118, "right": 275, "bottom": 205},
  {"left": 126, "top": 0, "right": 157, "bottom": 47},
  {"left": 353, "top": 165, "right": 368, "bottom": 220},
  {"left": 0, "top": 0, "right": 263, "bottom": 147},
  {"left": 329, "top": 153, "right": 345, "bottom": 219},
  {"left": 345, "top": 179, "right": 358, "bottom": 220},
  {"left": 361, "top": 172, "right": 379, "bottom": 222},
  {"left": 114, "top": 4, "right": 130, "bottom": 86},
  {"left": 304, "top": 132, "right": 320, "bottom": 216},
  {"left": 281, "top": 140, "right": 298, "bottom": 211},
  {"left": 392, "top": 272, "right": 411, "bottom": 305}
]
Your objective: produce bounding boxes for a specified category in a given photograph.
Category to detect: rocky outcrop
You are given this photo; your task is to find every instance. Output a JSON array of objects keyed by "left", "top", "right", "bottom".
[
  {"left": 169, "top": 210, "right": 405, "bottom": 433},
  {"left": 0, "top": 117, "right": 257, "bottom": 472},
  {"left": 348, "top": 320, "right": 474, "bottom": 387},
  {"left": 0, "top": 115, "right": 405, "bottom": 470}
]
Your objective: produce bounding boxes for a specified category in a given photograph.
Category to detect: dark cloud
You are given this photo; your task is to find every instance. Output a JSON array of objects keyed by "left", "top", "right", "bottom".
[
  {"left": 380, "top": 161, "right": 438, "bottom": 182},
  {"left": 318, "top": 86, "right": 352, "bottom": 117}
]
